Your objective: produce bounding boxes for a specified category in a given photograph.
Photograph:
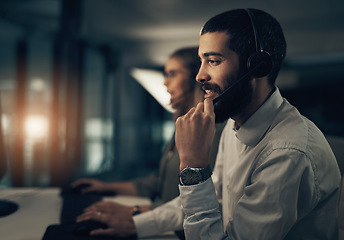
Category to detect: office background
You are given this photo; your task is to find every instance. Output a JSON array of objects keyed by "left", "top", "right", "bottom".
[{"left": 0, "top": 0, "right": 343, "bottom": 187}]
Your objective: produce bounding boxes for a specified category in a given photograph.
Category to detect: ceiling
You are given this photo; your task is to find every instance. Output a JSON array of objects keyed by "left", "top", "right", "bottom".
[{"left": 0, "top": 0, "right": 344, "bottom": 67}]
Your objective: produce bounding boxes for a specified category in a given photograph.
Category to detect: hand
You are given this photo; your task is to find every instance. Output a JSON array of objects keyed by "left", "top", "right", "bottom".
[
  {"left": 84, "top": 201, "right": 132, "bottom": 220},
  {"left": 71, "top": 179, "right": 108, "bottom": 194},
  {"left": 175, "top": 98, "right": 216, "bottom": 171},
  {"left": 77, "top": 201, "right": 136, "bottom": 237}
]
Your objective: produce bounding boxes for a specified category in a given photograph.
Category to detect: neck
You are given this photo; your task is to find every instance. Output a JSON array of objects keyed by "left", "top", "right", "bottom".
[
  {"left": 233, "top": 81, "right": 274, "bottom": 127},
  {"left": 173, "top": 90, "right": 204, "bottom": 121},
  {"left": 173, "top": 101, "right": 194, "bottom": 121}
]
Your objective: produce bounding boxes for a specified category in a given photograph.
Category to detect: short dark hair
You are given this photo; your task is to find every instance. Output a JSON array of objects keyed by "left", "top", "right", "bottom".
[{"left": 201, "top": 8, "right": 286, "bottom": 87}]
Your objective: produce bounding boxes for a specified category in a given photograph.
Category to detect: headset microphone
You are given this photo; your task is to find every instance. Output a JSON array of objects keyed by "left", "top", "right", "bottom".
[{"left": 213, "top": 62, "right": 264, "bottom": 104}]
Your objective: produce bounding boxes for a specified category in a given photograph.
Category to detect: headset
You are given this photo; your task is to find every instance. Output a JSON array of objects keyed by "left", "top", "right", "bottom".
[
  {"left": 213, "top": 9, "right": 273, "bottom": 104},
  {"left": 245, "top": 8, "right": 273, "bottom": 78}
]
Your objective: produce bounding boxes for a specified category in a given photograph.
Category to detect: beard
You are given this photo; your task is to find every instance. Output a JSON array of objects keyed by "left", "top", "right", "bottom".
[{"left": 213, "top": 74, "right": 253, "bottom": 123}]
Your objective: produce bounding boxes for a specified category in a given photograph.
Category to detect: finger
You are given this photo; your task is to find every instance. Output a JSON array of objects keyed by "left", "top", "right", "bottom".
[
  {"left": 79, "top": 210, "right": 94, "bottom": 218},
  {"left": 71, "top": 179, "right": 87, "bottom": 188},
  {"left": 84, "top": 205, "right": 97, "bottom": 212},
  {"left": 183, "top": 106, "right": 196, "bottom": 118},
  {"left": 90, "top": 228, "right": 115, "bottom": 236},
  {"left": 95, "top": 201, "right": 112, "bottom": 210},
  {"left": 77, "top": 210, "right": 95, "bottom": 220},
  {"left": 188, "top": 106, "right": 196, "bottom": 114},
  {"left": 84, "top": 201, "right": 102, "bottom": 211},
  {"left": 76, "top": 213, "right": 92, "bottom": 222},
  {"left": 82, "top": 185, "right": 103, "bottom": 194},
  {"left": 90, "top": 205, "right": 107, "bottom": 213},
  {"left": 175, "top": 116, "right": 182, "bottom": 128},
  {"left": 77, "top": 211, "right": 102, "bottom": 222},
  {"left": 195, "top": 102, "right": 204, "bottom": 113},
  {"left": 92, "top": 201, "right": 104, "bottom": 207},
  {"left": 204, "top": 98, "right": 214, "bottom": 115},
  {"left": 81, "top": 187, "right": 94, "bottom": 194}
]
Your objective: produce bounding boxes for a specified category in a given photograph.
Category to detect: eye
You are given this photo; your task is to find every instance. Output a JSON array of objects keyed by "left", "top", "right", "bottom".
[
  {"left": 164, "top": 71, "right": 176, "bottom": 78},
  {"left": 208, "top": 59, "right": 221, "bottom": 66}
]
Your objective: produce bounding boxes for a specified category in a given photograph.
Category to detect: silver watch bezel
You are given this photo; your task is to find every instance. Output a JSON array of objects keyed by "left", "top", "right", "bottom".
[{"left": 179, "top": 166, "right": 206, "bottom": 186}]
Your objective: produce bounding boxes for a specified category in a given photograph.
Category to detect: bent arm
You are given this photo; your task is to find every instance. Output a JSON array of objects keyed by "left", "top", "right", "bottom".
[{"left": 179, "top": 178, "right": 226, "bottom": 239}]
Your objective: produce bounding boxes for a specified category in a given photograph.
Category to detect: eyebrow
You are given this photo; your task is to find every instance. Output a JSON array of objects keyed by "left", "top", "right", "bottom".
[{"left": 201, "top": 52, "right": 224, "bottom": 58}]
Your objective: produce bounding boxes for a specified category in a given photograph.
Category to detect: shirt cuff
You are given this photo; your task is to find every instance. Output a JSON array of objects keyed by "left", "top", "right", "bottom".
[
  {"left": 133, "top": 210, "right": 159, "bottom": 238},
  {"left": 179, "top": 178, "right": 219, "bottom": 216},
  {"left": 133, "top": 197, "right": 184, "bottom": 238}
]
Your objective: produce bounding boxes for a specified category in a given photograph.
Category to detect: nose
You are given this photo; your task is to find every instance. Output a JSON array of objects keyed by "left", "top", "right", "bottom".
[
  {"left": 164, "top": 75, "right": 169, "bottom": 87},
  {"left": 196, "top": 64, "right": 210, "bottom": 84}
]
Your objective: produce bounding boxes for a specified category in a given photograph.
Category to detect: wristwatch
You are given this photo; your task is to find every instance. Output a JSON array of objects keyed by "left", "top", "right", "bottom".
[
  {"left": 132, "top": 205, "right": 141, "bottom": 216},
  {"left": 178, "top": 165, "right": 212, "bottom": 186}
]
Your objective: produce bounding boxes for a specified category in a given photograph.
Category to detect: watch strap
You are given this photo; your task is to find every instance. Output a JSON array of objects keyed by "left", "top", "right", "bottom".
[
  {"left": 200, "top": 164, "right": 212, "bottom": 181},
  {"left": 132, "top": 205, "right": 141, "bottom": 216}
]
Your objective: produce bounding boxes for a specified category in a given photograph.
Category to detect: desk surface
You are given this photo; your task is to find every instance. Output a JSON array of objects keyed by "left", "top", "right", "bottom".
[{"left": 0, "top": 188, "right": 178, "bottom": 240}]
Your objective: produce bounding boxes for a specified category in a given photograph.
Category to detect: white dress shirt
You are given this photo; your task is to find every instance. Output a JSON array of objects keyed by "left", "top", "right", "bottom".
[
  {"left": 134, "top": 88, "right": 341, "bottom": 239},
  {"left": 133, "top": 197, "right": 184, "bottom": 237},
  {"left": 180, "top": 88, "right": 341, "bottom": 239}
]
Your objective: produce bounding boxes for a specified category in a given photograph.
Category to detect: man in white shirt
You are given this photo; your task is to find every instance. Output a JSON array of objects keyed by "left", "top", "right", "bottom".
[
  {"left": 174, "top": 8, "right": 341, "bottom": 239},
  {"left": 76, "top": 8, "right": 341, "bottom": 239}
]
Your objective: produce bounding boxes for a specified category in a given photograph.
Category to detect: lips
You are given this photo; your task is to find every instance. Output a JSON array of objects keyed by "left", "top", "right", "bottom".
[
  {"left": 202, "top": 84, "right": 220, "bottom": 100},
  {"left": 167, "top": 89, "right": 173, "bottom": 97},
  {"left": 168, "top": 90, "right": 180, "bottom": 105}
]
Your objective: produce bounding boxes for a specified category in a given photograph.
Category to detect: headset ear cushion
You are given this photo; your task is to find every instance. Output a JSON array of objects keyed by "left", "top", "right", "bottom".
[{"left": 247, "top": 51, "right": 273, "bottom": 78}]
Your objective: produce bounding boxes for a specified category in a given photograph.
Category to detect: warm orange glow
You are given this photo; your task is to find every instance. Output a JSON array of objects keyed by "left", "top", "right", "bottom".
[{"left": 25, "top": 116, "right": 49, "bottom": 139}]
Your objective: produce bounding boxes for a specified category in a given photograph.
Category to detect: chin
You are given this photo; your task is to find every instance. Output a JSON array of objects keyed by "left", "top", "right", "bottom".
[
  {"left": 170, "top": 103, "right": 176, "bottom": 109},
  {"left": 214, "top": 79, "right": 253, "bottom": 123},
  {"left": 214, "top": 103, "right": 231, "bottom": 123}
]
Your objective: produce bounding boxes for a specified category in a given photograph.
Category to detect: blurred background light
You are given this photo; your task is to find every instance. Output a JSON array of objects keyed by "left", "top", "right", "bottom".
[
  {"left": 131, "top": 68, "right": 175, "bottom": 113},
  {"left": 30, "top": 77, "right": 46, "bottom": 92},
  {"left": 24, "top": 115, "right": 49, "bottom": 140}
]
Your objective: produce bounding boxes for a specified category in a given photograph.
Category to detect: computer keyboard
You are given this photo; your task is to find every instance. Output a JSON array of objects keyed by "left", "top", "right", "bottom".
[
  {"left": 59, "top": 186, "right": 102, "bottom": 223},
  {"left": 42, "top": 187, "right": 108, "bottom": 240}
]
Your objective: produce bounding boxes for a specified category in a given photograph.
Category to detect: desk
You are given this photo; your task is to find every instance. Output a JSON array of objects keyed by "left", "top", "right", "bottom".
[{"left": 0, "top": 188, "right": 178, "bottom": 240}]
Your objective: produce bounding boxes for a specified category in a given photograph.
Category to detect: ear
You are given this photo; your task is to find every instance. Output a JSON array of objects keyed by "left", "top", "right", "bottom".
[{"left": 246, "top": 51, "right": 273, "bottom": 78}]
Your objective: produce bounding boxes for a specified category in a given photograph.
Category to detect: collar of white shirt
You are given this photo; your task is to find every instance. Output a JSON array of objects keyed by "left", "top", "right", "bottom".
[{"left": 235, "top": 87, "right": 284, "bottom": 146}]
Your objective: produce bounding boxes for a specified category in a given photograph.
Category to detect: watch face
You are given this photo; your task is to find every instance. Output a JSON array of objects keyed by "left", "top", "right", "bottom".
[{"left": 180, "top": 168, "right": 202, "bottom": 185}]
